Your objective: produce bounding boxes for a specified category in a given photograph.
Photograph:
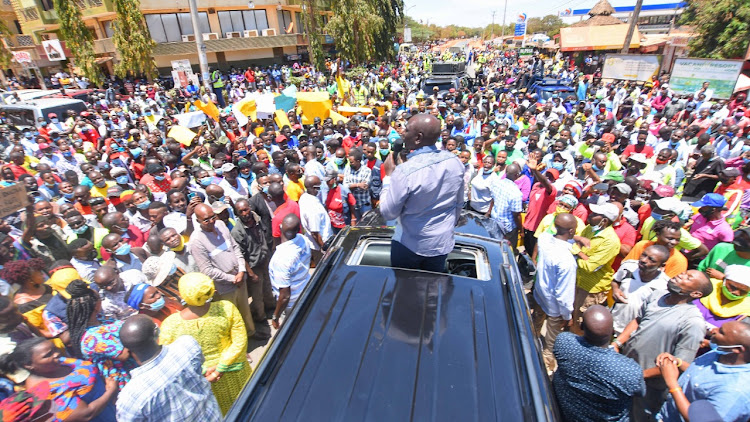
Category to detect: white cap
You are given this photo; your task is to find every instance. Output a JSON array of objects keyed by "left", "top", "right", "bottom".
[
  {"left": 724, "top": 265, "right": 750, "bottom": 288},
  {"left": 629, "top": 153, "right": 648, "bottom": 164},
  {"left": 589, "top": 203, "right": 619, "bottom": 221},
  {"left": 220, "top": 163, "right": 237, "bottom": 173},
  {"left": 654, "top": 197, "right": 683, "bottom": 214}
]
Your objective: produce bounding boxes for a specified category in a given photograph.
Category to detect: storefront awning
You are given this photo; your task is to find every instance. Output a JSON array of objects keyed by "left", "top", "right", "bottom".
[{"left": 560, "top": 24, "right": 641, "bottom": 52}]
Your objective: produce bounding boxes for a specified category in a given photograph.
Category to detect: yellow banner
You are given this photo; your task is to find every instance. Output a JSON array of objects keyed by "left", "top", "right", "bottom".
[
  {"left": 194, "top": 100, "right": 220, "bottom": 120},
  {"left": 168, "top": 125, "right": 198, "bottom": 146},
  {"left": 329, "top": 110, "right": 349, "bottom": 124},
  {"left": 297, "top": 92, "right": 331, "bottom": 125},
  {"left": 235, "top": 98, "right": 257, "bottom": 121},
  {"left": 274, "top": 110, "right": 291, "bottom": 129}
]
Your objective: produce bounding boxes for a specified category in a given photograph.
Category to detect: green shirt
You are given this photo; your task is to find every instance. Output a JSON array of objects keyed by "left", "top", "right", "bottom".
[{"left": 697, "top": 242, "right": 750, "bottom": 272}]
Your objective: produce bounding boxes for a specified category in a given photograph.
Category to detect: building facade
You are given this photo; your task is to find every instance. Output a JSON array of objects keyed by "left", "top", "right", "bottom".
[{"left": 2, "top": 0, "right": 333, "bottom": 77}]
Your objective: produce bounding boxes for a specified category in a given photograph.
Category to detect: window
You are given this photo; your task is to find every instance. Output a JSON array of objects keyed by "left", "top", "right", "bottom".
[
  {"left": 277, "top": 9, "right": 293, "bottom": 33},
  {"left": 346, "top": 237, "right": 491, "bottom": 280},
  {"left": 39, "top": 0, "right": 53, "bottom": 11},
  {"left": 145, "top": 12, "right": 210, "bottom": 43},
  {"left": 217, "top": 10, "right": 269, "bottom": 34},
  {"left": 294, "top": 12, "right": 303, "bottom": 33},
  {"left": 103, "top": 21, "right": 114, "bottom": 38}
]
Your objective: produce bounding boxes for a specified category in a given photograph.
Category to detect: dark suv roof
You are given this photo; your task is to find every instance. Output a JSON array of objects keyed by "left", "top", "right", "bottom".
[{"left": 226, "top": 213, "right": 557, "bottom": 421}]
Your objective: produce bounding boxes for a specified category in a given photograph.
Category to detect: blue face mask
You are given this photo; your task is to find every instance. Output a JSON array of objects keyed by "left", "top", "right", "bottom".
[
  {"left": 651, "top": 212, "right": 664, "bottom": 221},
  {"left": 551, "top": 162, "right": 565, "bottom": 171},
  {"left": 116, "top": 175, "right": 129, "bottom": 184},
  {"left": 130, "top": 147, "right": 142, "bottom": 158},
  {"left": 51, "top": 118, "right": 59, "bottom": 124},
  {"left": 334, "top": 157, "right": 345, "bottom": 166},
  {"left": 709, "top": 341, "right": 742, "bottom": 355},
  {"left": 483, "top": 169, "right": 493, "bottom": 175},
  {"left": 239, "top": 172, "right": 252, "bottom": 179},
  {"left": 62, "top": 151, "right": 73, "bottom": 159},
  {"left": 154, "top": 175, "right": 166, "bottom": 181},
  {"left": 728, "top": 132, "right": 735, "bottom": 138},
  {"left": 114, "top": 243, "right": 131, "bottom": 256},
  {"left": 199, "top": 177, "right": 212, "bottom": 187},
  {"left": 145, "top": 112, "right": 152, "bottom": 117},
  {"left": 146, "top": 296, "right": 165, "bottom": 311},
  {"left": 136, "top": 199, "right": 151, "bottom": 210},
  {"left": 24, "top": 133, "right": 32, "bottom": 139},
  {"left": 379, "top": 148, "right": 390, "bottom": 155},
  {"left": 215, "top": 169, "right": 223, "bottom": 177},
  {"left": 40, "top": 122, "right": 48, "bottom": 127},
  {"left": 63, "top": 192, "right": 74, "bottom": 200},
  {"left": 72, "top": 224, "right": 89, "bottom": 234},
  {"left": 592, "top": 163, "right": 601, "bottom": 172},
  {"left": 262, "top": 185, "right": 270, "bottom": 194}
]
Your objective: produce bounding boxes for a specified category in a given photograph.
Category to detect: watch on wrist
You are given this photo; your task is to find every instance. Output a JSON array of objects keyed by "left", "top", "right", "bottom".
[
  {"left": 613, "top": 339, "right": 623, "bottom": 348},
  {"left": 272, "top": 314, "right": 279, "bottom": 322}
]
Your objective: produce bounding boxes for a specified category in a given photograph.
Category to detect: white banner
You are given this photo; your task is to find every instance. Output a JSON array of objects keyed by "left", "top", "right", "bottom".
[
  {"left": 42, "top": 39, "right": 65, "bottom": 61},
  {"left": 404, "top": 28, "right": 412, "bottom": 43},
  {"left": 172, "top": 111, "right": 207, "bottom": 128},
  {"left": 602, "top": 54, "right": 662, "bottom": 81},
  {"left": 669, "top": 58, "right": 743, "bottom": 100}
]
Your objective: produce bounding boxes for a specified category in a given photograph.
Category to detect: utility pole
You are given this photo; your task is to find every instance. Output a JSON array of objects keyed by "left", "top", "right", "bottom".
[
  {"left": 621, "top": 0, "right": 643, "bottom": 53},
  {"left": 188, "top": 0, "right": 211, "bottom": 89},
  {"left": 500, "top": 0, "right": 508, "bottom": 46},
  {"left": 490, "top": 11, "right": 496, "bottom": 40}
]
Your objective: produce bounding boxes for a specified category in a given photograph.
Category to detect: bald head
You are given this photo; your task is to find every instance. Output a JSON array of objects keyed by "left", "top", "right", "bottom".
[
  {"left": 304, "top": 175, "right": 321, "bottom": 191},
  {"left": 582, "top": 305, "right": 614, "bottom": 347},
  {"left": 281, "top": 213, "right": 300, "bottom": 241},
  {"left": 553, "top": 213, "right": 577, "bottom": 240},
  {"left": 404, "top": 113, "right": 441, "bottom": 150},
  {"left": 120, "top": 314, "right": 160, "bottom": 362},
  {"left": 268, "top": 182, "right": 284, "bottom": 200},
  {"left": 506, "top": 163, "right": 521, "bottom": 180}
]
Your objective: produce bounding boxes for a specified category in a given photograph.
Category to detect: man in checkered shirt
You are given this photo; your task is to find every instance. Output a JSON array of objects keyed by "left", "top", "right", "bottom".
[{"left": 343, "top": 148, "right": 372, "bottom": 220}]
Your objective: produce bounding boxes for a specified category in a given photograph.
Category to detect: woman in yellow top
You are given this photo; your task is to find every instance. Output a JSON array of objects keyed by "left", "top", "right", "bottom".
[
  {"left": 694, "top": 264, "right": 750, "bottom": 331},
  {"left": 159, "top": 272, "right": 251, "bottom": 415},
  {"left": 0, "top": 258, "right": 55, "bottom": 338}
]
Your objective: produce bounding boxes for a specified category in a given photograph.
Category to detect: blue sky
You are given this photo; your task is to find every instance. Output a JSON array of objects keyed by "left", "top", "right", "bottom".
[{"left": 406, "top": 0, "right": 674, "bottom": 27}]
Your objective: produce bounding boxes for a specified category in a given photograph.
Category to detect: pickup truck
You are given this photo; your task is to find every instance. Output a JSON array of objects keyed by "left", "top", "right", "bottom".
[{"left": 225, "top": 211, "right": 559, "bottom": 422}]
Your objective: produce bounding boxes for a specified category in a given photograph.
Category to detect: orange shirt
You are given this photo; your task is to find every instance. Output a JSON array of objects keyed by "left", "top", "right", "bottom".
[{"left": 624, "top": 240, "right": 688, "bottom": 278}]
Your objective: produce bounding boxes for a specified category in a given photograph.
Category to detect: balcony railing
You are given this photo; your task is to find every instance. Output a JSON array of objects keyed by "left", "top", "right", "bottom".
[{"left": 19, "top": 6, "right": 39, "bottom": 21}]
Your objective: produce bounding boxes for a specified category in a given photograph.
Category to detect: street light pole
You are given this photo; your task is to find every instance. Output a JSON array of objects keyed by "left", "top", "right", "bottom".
[
  {"left": 490, "top": 11, "right": 496, "bottom": 40},
  {"left": 188, "top": 0, "right": 211, "bottom": 89},
  {"left": 621, "top": 0, "right": 643, "bottom": 53},
  {"left": 500, "top": 0, "right": 508, "bottom": 45}
]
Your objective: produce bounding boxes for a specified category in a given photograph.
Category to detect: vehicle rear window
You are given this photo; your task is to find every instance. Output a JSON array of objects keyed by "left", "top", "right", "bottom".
[
  {"left": 42, "top": 102, "right": 87, "bottom": 123},
  {"left": 346, "top": 237, "right": 491, "bottom": 280},
  {"left": 4, "top": 108, "right": 36, "bottom": 128}
]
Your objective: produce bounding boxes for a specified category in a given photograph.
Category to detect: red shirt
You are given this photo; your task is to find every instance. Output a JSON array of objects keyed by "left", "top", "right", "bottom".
[
  {"left": 611, "top": 217, "right": 637, "bottom": 271},
  {"left": 325, "top": 186, "right": 356, "bottom": 228},
  {"left": 622, "top": 144, "right": 654, "bottom": 159},
  {"left": 100, "top": 225, "right": 147, "bottom": 260},
  {"left": 140, "top": 173, "right": 172, "bottom": 193},
  {"left": 271, "top": 199, "right": 301, "bottom": 238},
  {"left": 342, "top": 135, "right": 362, "bottom": 155},
  {"left": 523, "top": 183, "right": 557, "bottom": 231},
  {"left": 7, "top": 163, "right": 28, "bottom": 179}
]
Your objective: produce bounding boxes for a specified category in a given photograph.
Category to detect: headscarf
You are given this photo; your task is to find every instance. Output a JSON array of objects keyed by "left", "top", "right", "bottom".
[
  {"left": 564, "top": 180, "right": 583, "bottom": 198},
  {"left": 46, "top": 266, "right": 82, "bottom": 298},
  {"left": 700, "top": 279, "right": 750, "bottom": 318},
  {"left": 558, "top": 194, "right": 579, "bottom": 210},
  {"left": 126, "top": 284, "right": 149, "bottom": 309},
  {"left": 178, "top": 272, "right": 215, "bottom": 307},
  {"left": 80, "top": 320, "right": 135, "bottom": 388}
]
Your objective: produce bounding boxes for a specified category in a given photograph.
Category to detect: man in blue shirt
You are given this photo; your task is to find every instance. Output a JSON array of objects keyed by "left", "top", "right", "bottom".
[
  {"left": 657, "top": 321, "right": 750, "bottom": 422},
  {"left": 553, "top": 305, "right": 645, "bottom": 422},
  {"left": 380, "top": 114, "right": 464, "bottom": 272}
]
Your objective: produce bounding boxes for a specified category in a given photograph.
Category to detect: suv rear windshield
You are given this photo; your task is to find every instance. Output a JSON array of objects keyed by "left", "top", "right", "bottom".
[{"left": 346, "top": 236, "right": 491, "bottom": 280}]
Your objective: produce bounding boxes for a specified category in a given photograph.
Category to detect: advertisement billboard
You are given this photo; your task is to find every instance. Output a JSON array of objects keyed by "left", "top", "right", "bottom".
[
  {"left": 668, "top": 58, "right": 743, "bottom": 100},
  {"left": 514, "top": 13, "right": 527, "bottom": 41},
  {"left": 602, "top": 54, "right": 662, "bottom": 81}
]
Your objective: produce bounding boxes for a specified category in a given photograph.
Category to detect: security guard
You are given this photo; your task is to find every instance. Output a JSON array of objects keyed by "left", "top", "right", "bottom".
[{"left": 210, "top": 67, "right": 226, "bottom": 108}]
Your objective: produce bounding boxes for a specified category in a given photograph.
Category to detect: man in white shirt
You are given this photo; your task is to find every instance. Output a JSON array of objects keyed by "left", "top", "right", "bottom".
[
  {"left": 299, "top": 176, "right": 333, "bottom": 263},
  {"left": 531, "top": 213, "right": 579, "bottom": 373},
  {"left": 610, "top": 245, "right": 670, "bottom": 335},
  {"left": 217, "top": 163, "right": 249, "bottom": 202},
  {"left": 269, "top": 214, "right": 312, "bottom": 329}
]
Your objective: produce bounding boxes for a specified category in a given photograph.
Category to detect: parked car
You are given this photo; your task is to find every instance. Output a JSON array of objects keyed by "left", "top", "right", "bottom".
[
  {"left": 529, "top": 78, "right": 577, "bottom": 103},
  {"left": 0, "top": 98, "right": 87, "bottom": 130},
  {"left": 225, "top": 210, "right": 559, "bottom": 422}
]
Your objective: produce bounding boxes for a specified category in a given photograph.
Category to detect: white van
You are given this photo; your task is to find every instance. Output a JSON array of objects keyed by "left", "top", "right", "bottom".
[{"left": 1, "top": 98, "right": 87, "bottom": 130}]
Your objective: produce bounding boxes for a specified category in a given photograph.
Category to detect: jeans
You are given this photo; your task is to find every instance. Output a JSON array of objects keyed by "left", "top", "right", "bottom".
[
  {"left": 390, "top": 240, "right": 448, "bottom": 273},
  {"left": 213, "top": 87, "right": 226, "bottom": 108}
]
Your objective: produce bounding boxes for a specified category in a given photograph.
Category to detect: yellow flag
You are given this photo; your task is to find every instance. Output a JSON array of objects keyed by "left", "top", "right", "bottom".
[
  {"left": 194, "top": 100, "right": 220, "bottom": 120},
  {"left": 168, "top": 125, "right": 198, "bottom": 146},
  {"left": 274, "top": 110, "right": 291, "bottom": 129},
  {"left": 297, "top": 92, "right": 331, "bottom": 125},
  {"left": 329, "top": 110, "right": 349, "bottom": 124},
  {"left": 336, "top": 106, "right": 372, "bottom": 117},
  {"left": 336, "top": 75, "right": 350, "bottom": 101},
  {"left": 235, "top": 98, "right": 257, "bottom": 121}
]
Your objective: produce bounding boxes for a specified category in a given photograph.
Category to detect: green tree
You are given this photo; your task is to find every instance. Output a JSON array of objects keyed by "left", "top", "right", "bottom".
[
  {"left": 680, "top": 0, "right": 750, "bottom": 59},
  {"left": 300, "top": 0, "right": 325, "bottom": 70},
  {"left": 54, "top": 0, "right": 101, "bottom": 85},
  {"left": 372, "top": 0, "right": 403, "bottom": 60},
  {"left": 0, "top": 20, "right": 13, "bottom": 68},
  {"left": 526, "top": 14, "right": 565, "bottom": 36},
  {"left": 325, "top": 0, "right": 384, "bottom": 64},
  {"left": 112, "top": 0, "right": 155, "bottom": 78}
]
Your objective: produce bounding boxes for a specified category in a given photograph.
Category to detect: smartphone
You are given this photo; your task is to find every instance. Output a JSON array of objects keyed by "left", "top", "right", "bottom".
[{"left": 187, "top": 192, "right": 197, "bottom": 201}]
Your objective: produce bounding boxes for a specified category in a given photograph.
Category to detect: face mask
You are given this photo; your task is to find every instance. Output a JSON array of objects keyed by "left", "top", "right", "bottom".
[
  {"left": 379, "top": 148, "right": 390, "bottom": 156},
  {"left": 667, "top": 279, "right": 684, "bottom": 295},
  {"left": 116, "top": 175, "right": 129, "bottom": 184},
  {"left": 590, "top": 223, "right": 605, "bottom": 234},
  {"left": 709, "top": 341, "right": 743, "bottom": 355},
  {"left": 62, "top": 151, "right": 73, "bottom": 159},
  {"left": 483, "top": 169, "right": 493, "bottom": 175},
  {"left": 145, "top": 112, "right": 152, "bottom": 117},
  {"left": 722, "top": 282, "right": 748, "bottom": 301},
  {"left": 334, "top": 157, "right": 345, "bottom": 166},
  {"left": 592, "top": 163, "right": 601, "bottom": 172},
  {"left": 44, "top": 181, "right": 55, "bottom": 188},
  {"left": 130, "top": 147, "right": 142, "bottom": 158},
  {"left": 63, "top": 192, "right": 74, "bottom": 200},
  {"left": 72, "top": 224, "right": 89, "bottom": 235},
  {"left": 40, "top": 122, "right": 48, "bottom": 127},
  {"left": 551, "top": 162, "right": 564, "bottom": 171},
  {"left": 51, "top": 118, "right": 59, "bottom": 123},
  {"left": 136, "top": 199, "right": 151, "bottom": 209},
  {"left": 154, "top": 175, "right": 166, "bottom": 181},
  {"left": 114, "top": 243, "right": 131, "bottom": 256},
  {"left": 94, "top": 181, "right": 106, "bottom": 188},
  {"left": 240, "top": 172, "right": 251, "bottom": 179},
  {"left": 24, "top": 133, "right": 33, "bottom": 139},
  {"left": 743, "top": 158, "right": 750, "bottom": 165},
  {"left": 215, "top": 169, "right": 224, "bottom": 177},
  {"left": 262, "top": 185, "right": 270, "bottom": 194},
  {"left": 728, "top": 132, "right": 735, "bottom": 138},
  {"left": 199, "top": 177, "right": 212, "bottom": 187},
  {"left": 651, "top": 212, "right": 664, "bottom": 221},
  {"left": 146, "top": 296, "right": 165, "bottom": 311}
]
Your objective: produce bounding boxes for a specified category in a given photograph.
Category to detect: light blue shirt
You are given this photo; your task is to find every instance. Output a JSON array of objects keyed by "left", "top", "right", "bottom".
[
  {"left": 533, "top": 233, "right": 577, "bottom": 320},
  {"left": 380, "top": 145, "right": 465, "bottom": 257},
  {"left": 269, "top": 233, "right": 312, "bottom": 307},
  {"left": 488, "top": 177, "right": 522, "bottom": 234},
  {"left": 658, "top": 351, "right": 750, "bottom": 422}
]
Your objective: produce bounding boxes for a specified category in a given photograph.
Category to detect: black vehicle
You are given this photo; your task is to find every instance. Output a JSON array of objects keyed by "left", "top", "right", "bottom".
[
  {"left": 226, "top": 211, "right": 559, "bottom": 421},
  {"left": 421, "top": 61, "right": 472, "bottom": 99}
]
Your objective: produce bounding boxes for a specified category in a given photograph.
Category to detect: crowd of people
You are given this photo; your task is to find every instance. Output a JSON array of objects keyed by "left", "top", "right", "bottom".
[{"left": 0, "top": 43, "right": 748, "bottom": 422}]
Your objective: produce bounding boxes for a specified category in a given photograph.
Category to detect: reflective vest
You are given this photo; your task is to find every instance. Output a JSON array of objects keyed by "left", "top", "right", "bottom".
[{"left": 212, "top": 70, "right": 224, "bottom": 88}]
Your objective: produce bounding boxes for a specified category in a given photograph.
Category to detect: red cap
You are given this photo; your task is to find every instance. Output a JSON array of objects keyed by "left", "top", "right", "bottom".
[
  {"left": 38, "top": 142, "right": 50, "bottom": 149},
  {"left": 602, "top": 133, "right": 616, "bottom": 143},
  {"left": 545, "top": 168, "right": 560, "bottom": 181},
  {"left": 48, "top": 113, "right": 57, "bottom": 118},
  {"left": 275, "top": 134, "right": 287, "bottom": 143},
  {"left": 654, "top": 184, "right": 675, "bottom": 198}
]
